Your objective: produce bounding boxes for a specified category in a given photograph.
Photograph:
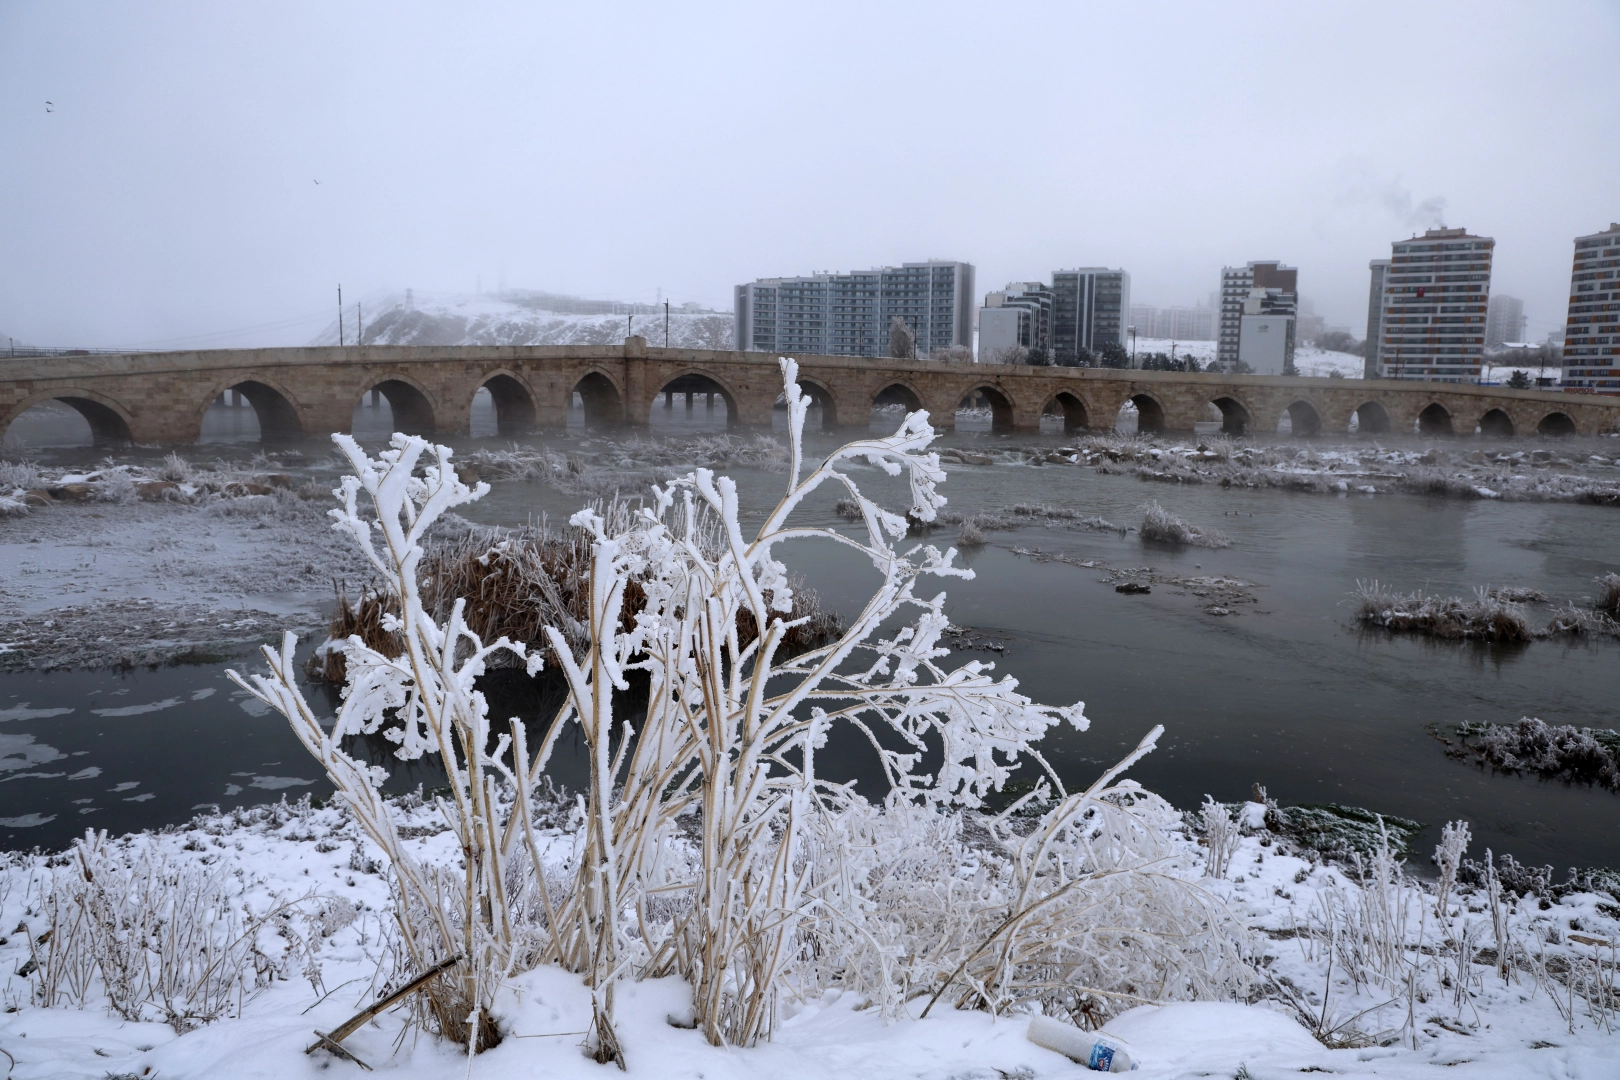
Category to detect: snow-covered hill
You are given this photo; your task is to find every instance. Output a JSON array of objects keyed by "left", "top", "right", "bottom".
[{"left": 314, "top": 292, "right": 735, "bottom": 350}]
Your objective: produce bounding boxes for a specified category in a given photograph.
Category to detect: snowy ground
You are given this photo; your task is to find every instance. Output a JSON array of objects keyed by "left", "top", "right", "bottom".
[
  {"left": 1124, "top": 337, "right": 1366, "bottom": 379},
  {"left": 3, "top": 796, "right": 1615, "bottom": 1079},
  {"left": 316, "top": 292, "right": 735, "bottom": 350}
]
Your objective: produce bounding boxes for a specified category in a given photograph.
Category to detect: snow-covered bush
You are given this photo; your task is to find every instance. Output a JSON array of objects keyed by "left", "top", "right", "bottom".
[
  {"left": 1138, "top": 500, "right": 1231, "bottom": 548},
  {"left": 1351, "top": 581, "right": 1535, "bottom": 642},
  {"left": 232, "top": 358, "right": 1239, "bottom": 1058},
  {"left": 1597, "top": 572, "right": 1620, "bottom": 618},
  {"left": 0, "top": 458, "right": 41, "bottom": 491}
]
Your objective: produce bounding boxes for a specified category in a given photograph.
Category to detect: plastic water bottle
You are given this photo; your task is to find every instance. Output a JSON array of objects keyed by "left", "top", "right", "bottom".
[{"left": 1026, "top": 1015, "right": 1138, "bottom": 1072}]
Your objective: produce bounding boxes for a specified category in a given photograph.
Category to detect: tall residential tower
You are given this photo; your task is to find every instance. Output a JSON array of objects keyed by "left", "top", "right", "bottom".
[
  {"left": 1374, "top": 227, "right": 1493, "bottom": 382},
  {"left": 1561, "top": 223, "right": 1620, "bottom": 394},
  {"left": 1050, "top": 268, "right": 1130, "bottom": 362}
]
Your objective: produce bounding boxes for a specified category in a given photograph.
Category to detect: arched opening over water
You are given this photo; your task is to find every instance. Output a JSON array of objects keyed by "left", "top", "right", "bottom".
[
  {"left": 1416, "top": 402, "right": 1454, "bottom": 436},
  {"left": 1352, "top": 400, "right": 1391, "bottom": 434},
  {"left": 1040, "top": 391, "right": 1089, "bottom": 434},
  {"left": 790, "top": 379, "right": 839, "bottom": 430},
  {"left": 957, "top": 385, "right": 1014, "bottom": 433},
  {"left": 1210, "top": 396, "right": 1251, "bottom": 435},
  {"left": 1117, "top": 393, "right": 1166, "bottom": 434},
  {"left": 870, "top": 383, "right": 924, "bottom": 431},
  {"left": 353, "top": 378, "right": 436, "bottom": 438},
  {"left": 1537, "top": 411, "right": 1577, "bottom": 437},
  {"left": 1478, "top": 408, "right": 1514, "bottom": 438},
  {"left": 1278, "top": 400, "right": 1322, "bottom": 437},
  {"left": 650, "top": 372, "right": 736, "bottom": 431},
  {"left": 571, "top": 371, "right": 624, "bottom": 429},
  {"left": 2, "top": 393, "right": 133, "bottom": 448},
  {"left": 201, "top": 380, "right": 302, "bottom": 443},
  {"left": 469, "top": 374, "right": 536, "bottom": 438}
]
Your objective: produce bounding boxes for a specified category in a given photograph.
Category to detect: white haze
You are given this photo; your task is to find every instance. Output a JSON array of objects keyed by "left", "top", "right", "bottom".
[{"left": 1, "top": 1, "right": 1616, "bottom": 349}]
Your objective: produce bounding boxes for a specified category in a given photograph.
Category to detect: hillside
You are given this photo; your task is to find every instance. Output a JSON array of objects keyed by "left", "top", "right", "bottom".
[{"left": 313, "top": 292, "right": 735, "bottom": 350}]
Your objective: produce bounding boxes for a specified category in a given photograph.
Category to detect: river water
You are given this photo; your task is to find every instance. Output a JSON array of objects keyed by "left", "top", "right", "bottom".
[{"left": 3, "top": 394, "right": 1617, "bottom": 873}]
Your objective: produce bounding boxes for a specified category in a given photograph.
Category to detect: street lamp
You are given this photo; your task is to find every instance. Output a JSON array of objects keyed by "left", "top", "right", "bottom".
[{"left": 1128, "top": 325, "right": 1137, "bottom": 368}]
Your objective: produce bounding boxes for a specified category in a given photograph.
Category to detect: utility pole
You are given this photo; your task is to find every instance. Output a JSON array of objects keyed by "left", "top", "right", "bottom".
[
  {"left": 664, "top": 300, "right": 670, "bottom": 348},
  {"left": 627, "top": 314, "right": 633, "bottom": 340},
  {"left": 1128, "top": 325, "right": 1137, "bottom": 368},
  {"left": 357, "top": 301, "right": 363, "bottom": 346},
  {"left": 338, "top": 284, "right": 344, "bottom": 346}
]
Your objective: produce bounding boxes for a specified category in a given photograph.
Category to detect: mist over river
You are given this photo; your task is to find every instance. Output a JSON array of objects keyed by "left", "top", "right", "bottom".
[{"left": 3, "top": 395, "right": 1617, "bottom": 873}]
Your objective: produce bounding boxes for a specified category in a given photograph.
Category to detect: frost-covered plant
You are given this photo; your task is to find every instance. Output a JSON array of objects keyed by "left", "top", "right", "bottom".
[
  {"left": 1596, "top": 573, "right": 1620, "bottom": 618},
  {"left": 1200, "top": 795, "right": 1240, "bottom": 879},
  {"left": 1309, "top": 818, "right": 1421, "bottom": 994},
  {"left": 957, "top": 517, "right": 987, "bottom": 546},
  {"left": 233, "top": 358, "right": 1204, "bottom": 1058},
  {"left": 1138, "top": 500, "right": 1231, "bottom": 548},
  {"left": 158, "top": 451, "right": 192, "bottom": 483},
  {"left": 230, "top": 434, "right": 537, "bottom": 1053},
  {"left": 0, "top": 458, "right": 42, "bottom": 491},
  {"left": 28, "top": 830, "right": 315, "bottom": 1033},
  {"left": 1432, "top": 819, "right": 1470, "bottom": 917},
  {"left": 93, "top": 466, "right": 137, "bottom": 503}
]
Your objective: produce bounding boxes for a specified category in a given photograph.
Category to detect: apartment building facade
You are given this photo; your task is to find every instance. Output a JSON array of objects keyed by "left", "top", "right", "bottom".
[
  {"left": 1218, "top": 261, "right": 1297, "bottom": 370},
  {"left": 735, "top": 260, "right": 975, "bottom": 358},
  {"left": 978, "top": 282, "right": 1052, "bottom": 362},
  {"left": 1375, "top": 227, "right": 1493, "bottom": 382},
  {"left": 1562, "top": 223, "right": 1620, "bottom": 394},
  {"left": 1365, "top": 259, "right": 1390, "bottom": 379},
  {"left": 1128, "top": 304, "right": 1216, "bottom": 341},
  {"left": 1485, "top": 294, "right": 1526, "bottom": 348},
  {"left": 1050, "top": 268, "right": 1130, "bottom": 362}
]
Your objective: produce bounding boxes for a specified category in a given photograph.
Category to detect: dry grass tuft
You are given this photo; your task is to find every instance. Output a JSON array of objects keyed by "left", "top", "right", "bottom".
[
  {"left": 1138, "top": 500, "right": 1231, "bottom": 548},
  {"left": 1351, "top": 581, "right": 1534, "bottom": 642}
]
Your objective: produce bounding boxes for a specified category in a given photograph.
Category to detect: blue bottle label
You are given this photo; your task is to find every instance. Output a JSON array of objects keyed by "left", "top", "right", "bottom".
[{"left": 1089, "top": 1042, "right": 1116, "bottom": 1071}]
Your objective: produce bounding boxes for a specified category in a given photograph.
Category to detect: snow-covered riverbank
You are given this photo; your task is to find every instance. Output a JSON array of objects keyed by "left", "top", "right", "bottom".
[{"left": 3, "top": 793, "right": 1615, "bottom": 1079}]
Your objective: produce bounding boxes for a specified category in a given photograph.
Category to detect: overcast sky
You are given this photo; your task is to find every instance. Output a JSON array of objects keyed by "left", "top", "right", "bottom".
[{"left": 3, "top": 1, "right": 1616, "bottom": 349}]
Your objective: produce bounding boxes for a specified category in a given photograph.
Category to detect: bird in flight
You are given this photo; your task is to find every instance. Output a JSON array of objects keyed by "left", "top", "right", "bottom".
[
  {"left": 313, "top": 179, "right": 321, "bottom": 185},
  {"left": 44, "top": 101, "right": 53, "bottom": 113}
]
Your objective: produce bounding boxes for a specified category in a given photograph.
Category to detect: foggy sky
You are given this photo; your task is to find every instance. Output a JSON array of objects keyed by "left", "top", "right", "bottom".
[{"left": 3, "top": 1, "right": 1616, "bottom": 350}]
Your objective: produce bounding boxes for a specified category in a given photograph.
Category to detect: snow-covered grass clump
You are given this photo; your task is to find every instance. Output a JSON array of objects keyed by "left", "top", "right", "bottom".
[
  {"left": 1353, "top": 581, "right": 1620, "bottom": 642},
  {"left": 1138, "top": 499, "right": 1231, "bottom": 548}
]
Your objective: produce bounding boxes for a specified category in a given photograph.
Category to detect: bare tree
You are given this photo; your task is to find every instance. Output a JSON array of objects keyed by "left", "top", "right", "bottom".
[
  {"left": 932, "top": 344, "right": 973, "bottom": 363},
  {"left": 984, "top": 345, "right": 1026, "bottom": 365},
  {"left": 888, "top": 316, "right": 917, "bottom": 360}
]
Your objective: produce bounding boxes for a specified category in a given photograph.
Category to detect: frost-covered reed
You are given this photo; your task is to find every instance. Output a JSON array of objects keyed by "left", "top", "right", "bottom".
[
  {"left": 1460, "top": 717, "right": 1620, "bottom": 791},
  {"left": 1352, "top": 581, "right": 1534, "bottom": 641}
]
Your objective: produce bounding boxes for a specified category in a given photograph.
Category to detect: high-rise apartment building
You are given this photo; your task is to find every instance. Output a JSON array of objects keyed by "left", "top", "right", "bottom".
[
  {"left": 1050, "top": 268, "right": 1130, "bottom": 362},
  {"left": 735, "top": 260, "right": 975, "bottom": 358},
  {"left": 1562, "top": 223, "right": 1620, "bottom": 394},
  {"left": 1485, "top": 295, "right": 1526, "bottom": 347},
  {"left": 978, "top": 282, "right": 1052, "bottom": 362},
  {"left": 1129, "top": 304, "right": 1216, "bottom": 341},
  {"left": 1218, "top": 262, "right": 1297, "bottom": 371},
  {"left": 1365, "top": 260, "right": 1390, "bottom": 379},
  {"left": 1374, "top": 227, "right": 1493, "bottom": 382}
]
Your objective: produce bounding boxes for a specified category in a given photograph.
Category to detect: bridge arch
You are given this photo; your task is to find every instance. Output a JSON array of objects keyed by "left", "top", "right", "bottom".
[
  {"left": 1478, "top": 408, "right": 1514, "bottom": 438},
  {"left": 1119, "top": 392, "right": 1167, "bottom": 434},
  {"left": 1278, "top": 399, "right": 1323, "bottom": 437},
  {"left": 650, "top": 368, "right": 739, "bottom": 429},
  {"left": 1207, "top": 394, "right": 1252, "bottom": 435},
  {"left": 357, "top": 374, "right": 438, "bottom": 437},
  {"left": 571, "top": 368, "right": 625, "bottom": 427},
  {"left": 957, "top": 383, "right": 1016, "bottom": 433},
  {"left": 2, "top": 388, "right": 134, "bottom": 447},
  {"left": 1352, "top": 400, "right": 1391, "bottom": 434},
  {"left": 870, "top": 381, "right": 926, "bottom": 429},
  {"left": 1041, "top": 391, "right": 1090, "bottom": 434},
  {"left": 466, "top": 370, "right": 537, "bottom": 436},
  {"left": 792, "top": 375, "right": 841, "bottom": 430},
  {"left": 1537, "top": 410, "right": 1577, "bottom": 437},
  {"left": 1416, "top": 402, "right": 1454, "bottom": 436},
  {"left": 197, "top": 375, "right": 304, "bottom": 440}
]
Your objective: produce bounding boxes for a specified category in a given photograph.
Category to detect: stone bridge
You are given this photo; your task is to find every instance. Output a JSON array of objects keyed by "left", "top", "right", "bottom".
[{"left": 4, "top": 338, "right": 1618, "bottom": 445}]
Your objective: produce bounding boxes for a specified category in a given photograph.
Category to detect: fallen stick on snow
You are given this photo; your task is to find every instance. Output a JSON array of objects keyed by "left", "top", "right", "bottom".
[{"left": 306, "top": 954, "right": 464, "bottom": 1069}]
